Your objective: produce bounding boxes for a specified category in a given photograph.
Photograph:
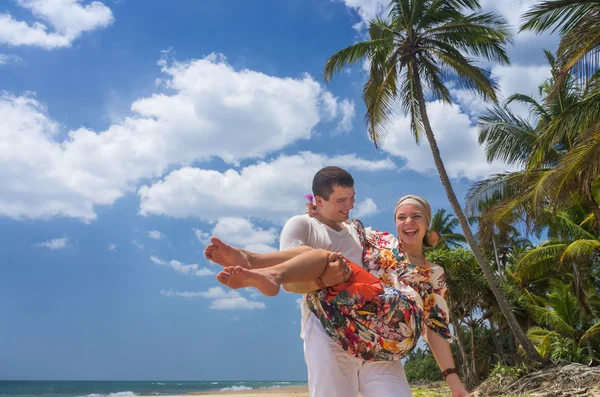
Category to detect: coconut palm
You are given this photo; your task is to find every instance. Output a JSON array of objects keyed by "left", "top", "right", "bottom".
[
  {"left": 521, "top": 0, "right": 600, "bottom": 87},
  {"left": 468, "top": 49, "right": 600, "bottom": 233},
  {"left": 527, "top": 280, "right": 600, "bottom": 362},
  {"left": 322, "top": 0, "right": 545, "bottom": 361}
]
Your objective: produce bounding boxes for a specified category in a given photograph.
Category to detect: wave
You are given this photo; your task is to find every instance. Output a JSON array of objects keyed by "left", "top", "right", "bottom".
[
  {"left": 79, "top": 393, "right": 136, "bottom": 397},
  {"left": 220, "top": 385, "right": 253, "bottom": 391}
]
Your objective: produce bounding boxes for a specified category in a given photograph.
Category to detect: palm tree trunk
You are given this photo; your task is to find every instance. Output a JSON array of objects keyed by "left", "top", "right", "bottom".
[
  {"left": 492, "top": 236, "right": 504, "bottom": 277},
  {"left": 411, "top": 63, "right": 545, "bottom": 363},
  {"left": 450, "top": 311, "right": 475, "bottom": 387},
  {"left": 469, "top": 316, "right": 478, "bottom": 380},
  {"left": 490, "top": 318, "right": 508, "bottom": 365}
]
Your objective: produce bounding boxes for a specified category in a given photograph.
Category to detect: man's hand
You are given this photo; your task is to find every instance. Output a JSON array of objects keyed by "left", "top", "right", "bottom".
[
  {"left": 319, "top": 254, "right": 352, "bottom": 287},
  {"left": 305, "top": 202, "right": 319, "bottom": 217}
]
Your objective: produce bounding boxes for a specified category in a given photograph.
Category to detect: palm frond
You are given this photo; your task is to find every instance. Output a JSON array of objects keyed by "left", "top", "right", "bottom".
[
  {"left": 477, "top": 105, "right": 538, "bottom": 166},
  {"left": 520, "top": 0, "right": 598, "bottom": 35}
]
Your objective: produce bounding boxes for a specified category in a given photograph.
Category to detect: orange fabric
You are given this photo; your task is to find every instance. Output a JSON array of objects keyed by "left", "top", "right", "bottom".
[{"left": 324, "top": 260, "right": 384, "bottom": 302}]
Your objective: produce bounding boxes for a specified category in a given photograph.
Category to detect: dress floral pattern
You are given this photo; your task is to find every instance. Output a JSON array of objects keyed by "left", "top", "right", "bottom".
[{"left": 306, "top": 219, "right": 452, "bottom": 361}]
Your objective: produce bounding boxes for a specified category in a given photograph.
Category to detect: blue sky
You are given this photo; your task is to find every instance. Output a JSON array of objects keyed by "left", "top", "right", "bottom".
[{"left": 0, "top": 0, "right": 558, "bottom": 381}]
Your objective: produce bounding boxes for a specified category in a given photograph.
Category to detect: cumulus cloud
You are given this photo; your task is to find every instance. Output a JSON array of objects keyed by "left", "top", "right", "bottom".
[
  {"left": 160, "top": 287, "right": 265, "bottom": 310},
  {"left": 336, "top": 0, "right": 390, "bottom": 31},
  {"left": 106, "top": 243, "right": 116, "bottom": 251},
  {"left": 195, "top": 218, "right": 278, "bottom": 253},
  {"left": 150, "top": 256, "right": 214, "bottom": 277},
  {"left": 147, "top": 230, "right": 164, "bottom": 240},
  {"left": 0, "top": 54, "right": 355, "bottom": 222},
  {"left": 211, "top": 218, "right": 277, "bottom": 247},
  {"left": 35, "top": 236, "right": 69, "bottom": 250},
  {"left": 380, "top": 101, "right": 518, "bottom": 180},
  {"left": 0, "top": 54, "right": 23, "bottom": 65},
  {"left": 131, "top": 240, "right": 144, "bottom": 250},
  {"left": 353, "top": 197, "right": 378, "bottom": 218},
  {"left": 0, "top": 0, "right": 114, "bottom": 49},
  {"left": 138, "top": 152, "right": 395, "bottom": 223},
  {"left": 193, "top": 228, "right": 210, "bottom": 245}
]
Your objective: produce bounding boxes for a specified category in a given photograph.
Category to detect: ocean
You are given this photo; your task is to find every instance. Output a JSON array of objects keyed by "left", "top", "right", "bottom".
[{"left": 0, "top": 381, "right": 308, "bottom": 397}]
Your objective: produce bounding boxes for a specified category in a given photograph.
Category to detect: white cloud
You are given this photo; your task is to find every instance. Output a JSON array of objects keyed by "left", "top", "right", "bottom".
[
  {"left": 150, "top": 256, "right": 214, "bottom": 277},
  {"left": 192, "top": 228, "right": 210, "bottom": 245},
  {"left": 380, "top": 101, "right": 517, "bottom": 180},
  {"left": 0, "top": 0, "right": 114, "bottom": 49},
  {"left": 492, "top": 64, "right": 552, "bottom": 117},
  {"left": 160, "top": 287, "right": 265, "bottom": 310},
  {"left": 321, "top": 91, "right": 355, "bottom": 133},
  {"left": 106, "top": 243, "right": 116, "bottom": 251},
  {"left": 132, "top": 240, "right": 144, "bottom": 250},
  {"left": 337, "top": 0, "right": 390, "bottom": 31},
  {"left": 211, "top": 218, "right": 277, "bottom": 247},
  {"left": 35, "top": 236, "right": 69, "bottom": 250},
  {"left": 138, "top": 152, "right": 395, "bottom": 223},
  {"left": 336, "top": 99, "right": 355, "bottom": 133},
  {"left": 147, "top": 230, "right": 163, "bottom": 240},
  {"left": 196, "top": 218, "right": 278, "bottom": 253},
  {"left": 353, "top": 197, "right": 378, "bottom": 218},
  {"left": 230, "top": 316, "right": 240, "bottom": 321},
  {"left": 0, "top": 54, "right": 22, "bottom": 65},
  {"left": 0, "top": 53, "right": 355, "bottom": 222}
]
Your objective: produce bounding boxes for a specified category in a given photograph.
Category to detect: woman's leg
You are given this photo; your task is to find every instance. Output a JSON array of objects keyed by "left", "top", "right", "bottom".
[
  {"left": 219, "top": 249, "right": 340, "bottom": 296},
  {"left": 204, "top": 236, "right": 315, "bottom": 269}
]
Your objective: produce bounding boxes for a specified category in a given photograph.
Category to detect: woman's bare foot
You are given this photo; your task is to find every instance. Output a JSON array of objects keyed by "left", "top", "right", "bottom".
[
  {"left": 219, "top": 266, "right": 280, "bottom": 297},
  {"left": 204, "top": 236, "right": 250, "bottom": 268}
]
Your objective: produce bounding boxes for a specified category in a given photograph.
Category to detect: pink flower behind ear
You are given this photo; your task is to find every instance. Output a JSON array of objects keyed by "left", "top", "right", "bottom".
[{"left": 304, "top": 194, "right": 314, "bottom": 203}]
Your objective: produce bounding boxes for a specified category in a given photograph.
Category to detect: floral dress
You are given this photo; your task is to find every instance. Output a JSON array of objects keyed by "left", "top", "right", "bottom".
[{"left": 306, "top": 220, "right": 452, "bottom": 361}]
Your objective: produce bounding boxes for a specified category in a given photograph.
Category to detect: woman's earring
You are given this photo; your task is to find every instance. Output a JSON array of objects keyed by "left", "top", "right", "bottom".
[{"left": 426, "top": 230, "right": 439, "bottom": 246}]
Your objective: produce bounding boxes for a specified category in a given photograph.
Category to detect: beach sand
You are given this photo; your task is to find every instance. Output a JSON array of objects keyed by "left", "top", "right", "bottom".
[
  {"left": 137, "top": 385, "right": 309, "bottom": 397},
  {"left": 137, "top": 382, "right": 451, "bottom": 396}
]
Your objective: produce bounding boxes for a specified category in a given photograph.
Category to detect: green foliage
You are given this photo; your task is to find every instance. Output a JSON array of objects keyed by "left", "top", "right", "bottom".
[
  {"left": 488, "top": 362, "right": 535, "bottom": 381},
  {"left": 404, "top": 348, "right": 443, "bottom": 382}
]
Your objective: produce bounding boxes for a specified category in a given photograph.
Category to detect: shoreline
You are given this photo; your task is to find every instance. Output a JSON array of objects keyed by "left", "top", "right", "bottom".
[{"left": 138, "top": 384, "right": 310, "bottom": 397}]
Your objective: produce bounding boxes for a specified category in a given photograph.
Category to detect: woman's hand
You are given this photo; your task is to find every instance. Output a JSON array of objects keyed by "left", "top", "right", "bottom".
[{"left": 447, "top": 375, "right": 469, "bottom": 397}]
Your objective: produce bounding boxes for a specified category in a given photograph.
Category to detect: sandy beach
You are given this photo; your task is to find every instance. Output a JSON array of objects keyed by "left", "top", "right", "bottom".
[
  {"left": 138, "top": 385, "right": 310, "bottom": 397},
  {"left": 137, "top": 382, "right": 452, "bottom": 397}
]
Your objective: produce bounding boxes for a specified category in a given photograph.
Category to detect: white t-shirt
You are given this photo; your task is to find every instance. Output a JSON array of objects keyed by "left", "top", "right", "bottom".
[{"left": 279, "top": 214, "right": 363, "bottom": 339}]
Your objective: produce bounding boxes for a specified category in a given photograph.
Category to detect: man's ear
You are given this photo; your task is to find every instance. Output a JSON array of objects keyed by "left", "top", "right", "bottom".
[{"left": 314, "top": 195, "right": 324, "bottom": 207}]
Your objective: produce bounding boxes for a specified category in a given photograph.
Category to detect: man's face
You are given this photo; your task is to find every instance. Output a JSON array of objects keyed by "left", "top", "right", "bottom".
[{"left": 315, "top": 185, "right": 355, "bottom": 223}]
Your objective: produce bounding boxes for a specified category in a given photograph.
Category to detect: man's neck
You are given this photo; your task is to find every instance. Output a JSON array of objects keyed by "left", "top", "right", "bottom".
[{"left": 314, "top": 214, "right": 345, "bottom": 232}]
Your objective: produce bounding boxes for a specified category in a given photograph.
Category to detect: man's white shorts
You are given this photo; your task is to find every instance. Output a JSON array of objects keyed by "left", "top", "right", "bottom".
[{"left": 303, "top": 314, "right": 412, "bottom": 397}]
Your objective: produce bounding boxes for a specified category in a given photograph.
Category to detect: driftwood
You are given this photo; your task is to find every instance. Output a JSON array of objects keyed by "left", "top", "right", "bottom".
[{"left": 473, "top": 363, "right": 600, "bottom": 397}]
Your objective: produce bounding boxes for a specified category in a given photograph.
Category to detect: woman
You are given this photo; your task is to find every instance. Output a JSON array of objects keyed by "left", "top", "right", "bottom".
[{"left": 205, "top": 195, "right": 469, "bottom": 397}]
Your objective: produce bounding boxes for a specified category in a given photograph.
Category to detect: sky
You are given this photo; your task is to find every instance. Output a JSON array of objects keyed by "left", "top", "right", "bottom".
[{"left": 0, "top": 0, "right": 559, "bottom": 382}]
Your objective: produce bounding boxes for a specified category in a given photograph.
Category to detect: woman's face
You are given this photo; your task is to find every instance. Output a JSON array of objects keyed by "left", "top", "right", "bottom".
[{"left": 395, "top": 204, "right": 428, "bottom": 247}]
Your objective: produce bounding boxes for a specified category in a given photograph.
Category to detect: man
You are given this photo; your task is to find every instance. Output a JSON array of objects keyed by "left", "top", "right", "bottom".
[
  {"left": 278, "top": 166, "right": 411, "bottom": 397},
  {"left": 205, "top": 166, "right": 411, "bottom": 397}
]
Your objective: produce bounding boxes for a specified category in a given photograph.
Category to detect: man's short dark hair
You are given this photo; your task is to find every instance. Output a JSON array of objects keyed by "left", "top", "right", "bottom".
[{"left": 312, "top": 166, "right": 354, "bottom": 200}]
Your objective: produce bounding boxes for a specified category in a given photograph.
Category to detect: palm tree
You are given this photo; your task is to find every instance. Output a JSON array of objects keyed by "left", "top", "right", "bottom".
[
  {"left": 468, "top": 50, "right": 600, "bottom": 233},
  {"left": 430, "top": 209, "right": 466, "bottom": 249},
  {"left": 323, "top": 0, "right": 544, "bottom": 361},
  {"left": 520, "top": 1, "right": 600, "bottom": 224},
  {"left": 527, "top": 281, "right": 600, "bottom": 362},
  {"left": 521, "top": 0, "right": 600, "bottom": 87}
]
